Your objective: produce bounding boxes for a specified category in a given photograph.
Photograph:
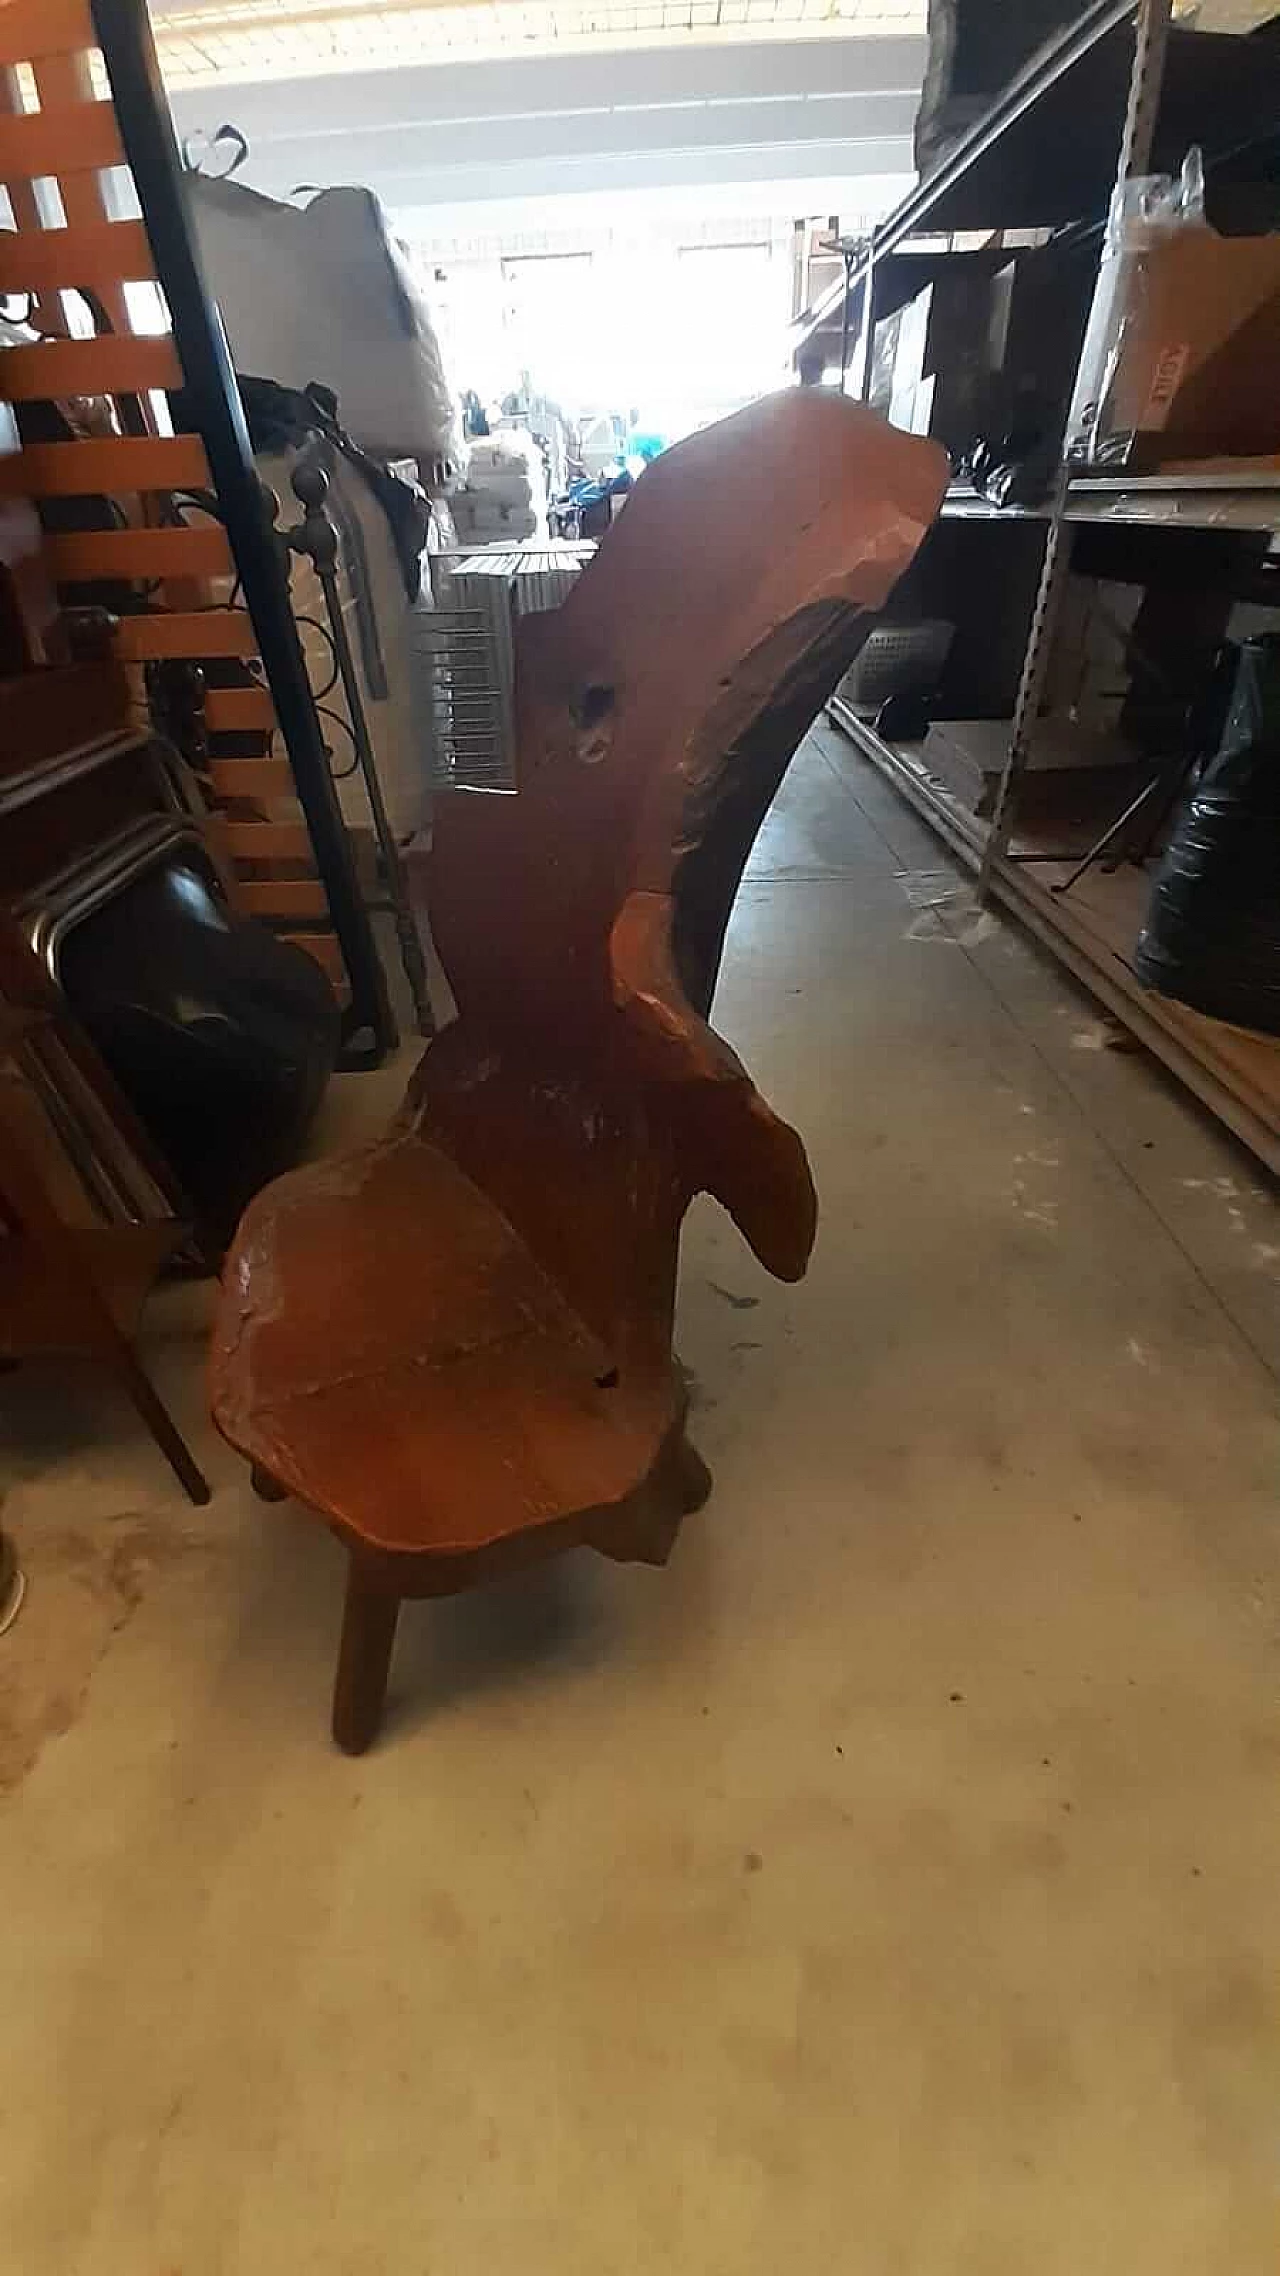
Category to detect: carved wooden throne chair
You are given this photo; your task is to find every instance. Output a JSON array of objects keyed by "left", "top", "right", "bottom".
[{"left": 210, "top": 392, "right": 945, "bottom": 1749}]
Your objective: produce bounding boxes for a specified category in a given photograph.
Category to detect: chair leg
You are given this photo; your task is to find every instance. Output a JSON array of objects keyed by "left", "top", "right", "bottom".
[
  {"left": 114, "top": 1348, "right": 211, "bottom": 1506},
  {"left": 332, "top": 1555, "right": 400, "bottom": 1755},
  {"left": 674, "top": 1436, "right": 713, "bottom": 1513},
  {"left": 250, "top": 1463, "right": 288, "bottom": 1503}
]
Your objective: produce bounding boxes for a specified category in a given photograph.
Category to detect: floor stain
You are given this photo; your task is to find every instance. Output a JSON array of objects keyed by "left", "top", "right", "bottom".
[
  {"left": 0, "top": 1506, "right": 204, "bottom": 1792},
  {"left": 708, "top": 1282, "right": 760, "bottom": 1312}
]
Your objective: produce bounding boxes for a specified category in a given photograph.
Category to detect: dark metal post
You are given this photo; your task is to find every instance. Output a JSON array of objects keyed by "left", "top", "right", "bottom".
[
  {"left": 977, "top": 0, "right": 1173, "bottom": 901},
  {"left": 89, "top": 0, "right": 397, "bottom": 1065},
  {"left": 838, "top": 247, "right": 855, "bottom": 395},
  {"left": 854, "top": 254, "right": 877, "bottom": 405},
  {"left": 284, "top": 448, "right": 434, "bottom": 1038}
]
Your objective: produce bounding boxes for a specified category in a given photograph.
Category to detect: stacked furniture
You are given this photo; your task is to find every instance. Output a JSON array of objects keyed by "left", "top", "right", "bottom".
[
  {"left": 797, "top": 0, "right": 1280, "bottom": 1170},
  {"left": 0, "top": 0, "right": 395, "bottom": 1060}
]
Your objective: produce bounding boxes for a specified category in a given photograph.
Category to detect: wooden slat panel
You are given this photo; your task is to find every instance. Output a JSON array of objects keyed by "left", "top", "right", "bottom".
[
  {"left": 0, "top": 101, "right": 122, "bottom": 178},
  {"left": 30, "top": 43, "right": 100, "bottom": 111},
  {"left": 221, "top": 820, "right": 314, "bottom": 863},
  {"left": 0, "top": 75, "right": 60, "bottom": 331},
  {"left": 283, "top": 933, "right": 347, "bottom": 985},
  {"left": 204, "top": 685, "right": 276, "bottom": 734},
  {"left": 0, "top": 434, "right": 210, "bottom": 497},
  {"left": 114, "top": 610, "right": 258, "bottom": 662},
  {"left": 0, "top": 334, "right": 182, "bottom": 401},
  {"left": 44, "top": 524, "right": 232, "bottom": 582},
  {"left": 30, "top": 51, "right": 136, "bottom": 339},
  {"left": 0, "top": 0, "right": 96, "bottom": 65},
  {"left": 198, "top": 813, "right": 245, "bottom": 908},
  {"left": 0, "top": 220, "right": 154, "bottom": 294},
  {"left": 208, "top": 756, "right": 293, "bottom": 801},
  {"left": 239, "top": 880, "right": 330, "bottom": 920}
]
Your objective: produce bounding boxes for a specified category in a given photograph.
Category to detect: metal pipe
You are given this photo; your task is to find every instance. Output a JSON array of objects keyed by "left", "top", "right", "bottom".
[
  {"left": 838, "top": 247, "right": 854, "bottom": 396},
  {"left": 1050, "top": 774, "right": 1163, "bottom": 896},
  {"left": 286, "top": 449, "right": 435, "bottom": 1038},
  {"left": 1118, "top": 0, "right": 1174, "bottom": 184},
  {"left": 89, "top": 0, "right": 397, "bottom": 1068},
  {"left": 855, "top": 254, "right": 877, "bottom": 404},
  {"left": 978, "top": 0, "right": 1175, "bottom": 900}
]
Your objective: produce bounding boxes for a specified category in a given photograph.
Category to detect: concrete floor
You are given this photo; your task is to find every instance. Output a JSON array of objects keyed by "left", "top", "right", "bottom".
[{"left": 2, "top": 728, "right": 1278, "bottom": 2274}]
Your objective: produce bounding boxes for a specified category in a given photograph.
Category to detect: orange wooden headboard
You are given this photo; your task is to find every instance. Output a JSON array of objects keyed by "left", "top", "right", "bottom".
[{"left": 0, "top": 0, "right": 346, "bottom": 995}]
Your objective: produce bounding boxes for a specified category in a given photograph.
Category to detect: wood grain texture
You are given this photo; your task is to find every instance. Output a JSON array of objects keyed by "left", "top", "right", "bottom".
[
  {"left": 210, "top": 392, "right": 948, "bottom": 1748},
  {"left": 114, "top": 609, "right": 257, "bottom": 662},
  {"left": 0, "top": 334, "right": 181, "bottom": 401},
  {"left": 208, "top": 755, "right": 291, "bottom": 801},
  {"left": 43, "top": 524, "right": 232, "bottom": 583},
  {"left": 0, "top": 218, "right": 153, "bottom": 295},
  {"left": 29, "top": 50, "right": 139, "bottom": 341},
  {"left": 0, "top": 435, "right": 210, "bottom": 498},
  {"left": 0, "top": 101, "right": 122, "bottom": 179},
  {"left": 204, "top": 686, "right": 276, "bottom": 735},
  {"left": 0, "top": 0, "right": 96, "bottom": 65}
]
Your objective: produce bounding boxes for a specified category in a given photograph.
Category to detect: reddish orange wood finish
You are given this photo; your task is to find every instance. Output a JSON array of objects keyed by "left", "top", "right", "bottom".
[
  {"left": 0, "top": 218, "right": 154, "bottom": 294},
  {"left": 0, "top": 100, "right": 122, "bottom": 179},
  {"left": 0, "top": 7, "right": 345, "bottom": 986},
  {"left": 0, "top": 334, "right": 179, "bottom": 403},
  {"left": 0, "top": 435, "right": 212, "bottom": 500},
  {"left": 204, "top": 686, "right": 277, "bottom": 735},
  {"left": 220, "top": 820, "right": 314, "bottom": 863},
  {"left": 43, "top": 524, "right": 232, "bottom": 583},
  {"left": 114, "top": 608, "right": 258, "bottom": 662},
  {"left": 208, "top": 755, "right": 291, "bottom": 801},
  {"left": 0, "top": 0, "right": 97, "bottom": 66},
  {"left": 210, "top": 393, "right": 947, "bottom": 1750}
]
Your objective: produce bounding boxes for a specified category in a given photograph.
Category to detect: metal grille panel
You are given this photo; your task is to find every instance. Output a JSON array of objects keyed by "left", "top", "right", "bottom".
[{"left": 416, "top": 542, "right": 595, "bottom": 789}]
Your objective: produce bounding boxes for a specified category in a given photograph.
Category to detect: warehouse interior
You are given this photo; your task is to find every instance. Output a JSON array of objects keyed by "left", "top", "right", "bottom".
[{"left": 0, "top": 2, "right": 1278, "bottom": 2269}]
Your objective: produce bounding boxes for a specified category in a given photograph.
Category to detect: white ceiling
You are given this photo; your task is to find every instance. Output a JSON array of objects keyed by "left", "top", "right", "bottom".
[
  {"left": 164, "top": 26, "right": 923, "bottom": 220},
  {"left": 151, "top": 0, "right": 925, "bottom": 82}
]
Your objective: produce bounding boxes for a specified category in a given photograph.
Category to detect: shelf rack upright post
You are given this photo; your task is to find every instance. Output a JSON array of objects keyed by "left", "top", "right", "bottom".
[{"left": 805, "top": 0, "right": 1280, "bottom": 1171}]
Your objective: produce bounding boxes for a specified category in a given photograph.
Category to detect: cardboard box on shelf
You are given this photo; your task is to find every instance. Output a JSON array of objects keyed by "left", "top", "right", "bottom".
[
  {"left": 922, "top": 715, "right": 1143, "bottom": 823},
  {"left": 984, "top": 242, "right": 1097, "bottom": 444},
  {"left": 871, "top": 268, "right": 999, "bottom": 462},
  {"left": 1068, "top": 223, "right": 1280, "bottom": 471}
]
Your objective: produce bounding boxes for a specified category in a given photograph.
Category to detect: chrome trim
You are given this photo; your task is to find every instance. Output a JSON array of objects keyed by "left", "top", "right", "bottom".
[{"left": 14, "top": 818, "right": 221, "bottom": 985}]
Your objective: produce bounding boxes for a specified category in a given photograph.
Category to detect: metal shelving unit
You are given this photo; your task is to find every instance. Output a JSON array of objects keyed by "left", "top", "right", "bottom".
[
  {"left": 1064, "top": 475, "right": 1280, "bottom": 532},
  {"left": 940, "top": 479, "right": 1280, "bottom": 532},
  {"left": 795, "top": 1, "right": 1280, "bottom": 374},
  {"left": 827, "top": 695, "right": 1280, "bottom": 1172},
  {"left": 815, "top": 0, "right": 1280, "bottom": 1171}
]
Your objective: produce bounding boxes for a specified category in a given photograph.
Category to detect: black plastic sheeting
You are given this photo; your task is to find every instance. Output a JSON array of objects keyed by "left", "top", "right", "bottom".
[
  {"left": 59, "top": 848, "right": 339, "bottom": 1247},
  {"left": 1135, "top": 635, "right": 1280, "bottom": 1039}
]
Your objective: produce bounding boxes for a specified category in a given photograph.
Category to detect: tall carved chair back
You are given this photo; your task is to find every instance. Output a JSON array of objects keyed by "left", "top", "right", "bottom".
[
  {"left": 410, "top": 389, "right": 947, "bottom": 1358},
  {"left": 211, "top": 393, "right": 947, "bottom": 1749}
]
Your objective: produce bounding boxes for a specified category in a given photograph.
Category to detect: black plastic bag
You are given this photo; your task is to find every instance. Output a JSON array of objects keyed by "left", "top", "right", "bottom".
[{"left": 1135, "top": 635, "right": 1280, "bottom": 1036}]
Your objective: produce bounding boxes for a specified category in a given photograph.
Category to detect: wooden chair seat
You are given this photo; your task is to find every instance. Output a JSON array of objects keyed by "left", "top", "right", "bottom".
[{"left": 213, "top": 1134, "right": 677, "bottom": 1564}]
